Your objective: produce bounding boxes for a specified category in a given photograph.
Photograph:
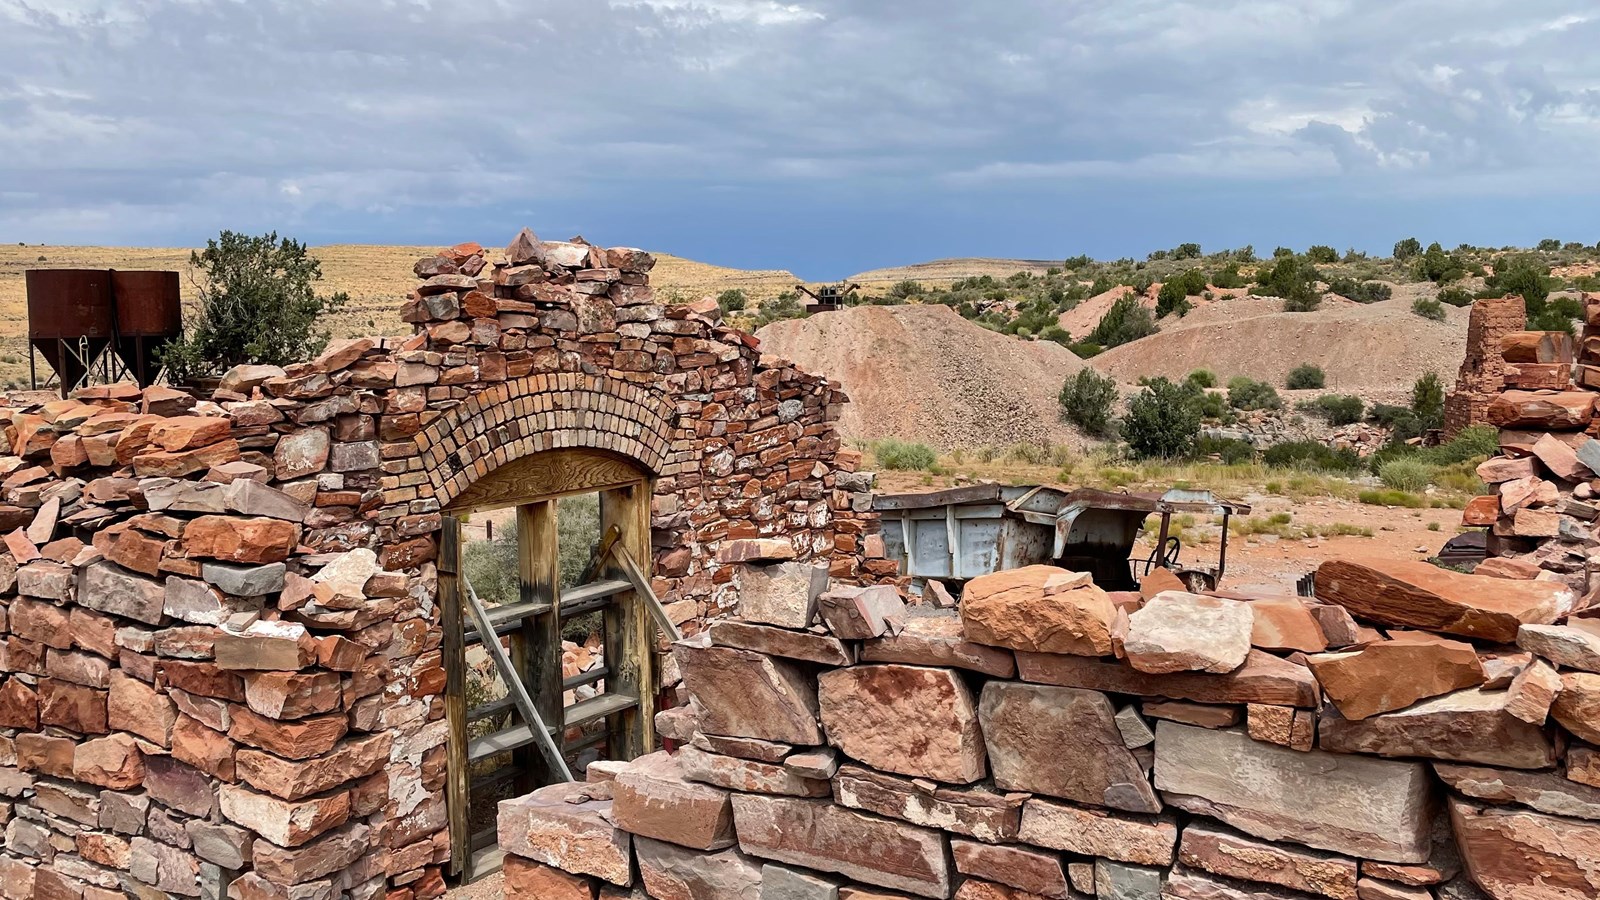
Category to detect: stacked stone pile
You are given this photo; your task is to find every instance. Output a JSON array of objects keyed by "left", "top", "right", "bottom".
[
  {"left": 501, "top": 557, "right": 1600, "bottom": 900},
  {"left": 1462, "top": 293, "right": 1600, "bottom": 585},
  {"left": 0, "top": 229, "right": 880, "bottom": 897}
]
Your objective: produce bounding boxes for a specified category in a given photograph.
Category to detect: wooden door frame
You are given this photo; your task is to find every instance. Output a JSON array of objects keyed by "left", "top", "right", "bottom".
[{"left": 439, "top": 446, "right": 657, "bottom": 880}]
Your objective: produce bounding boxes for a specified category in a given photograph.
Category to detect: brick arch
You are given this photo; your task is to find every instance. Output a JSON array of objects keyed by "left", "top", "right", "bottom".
[{"left": 415, "top": 372, "right": 681, "bottom": 508}]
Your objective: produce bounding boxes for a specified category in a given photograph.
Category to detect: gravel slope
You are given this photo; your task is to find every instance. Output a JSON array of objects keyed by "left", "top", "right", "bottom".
[{"left": 756, "top": 304, "right": 1089, "bottom": 451}]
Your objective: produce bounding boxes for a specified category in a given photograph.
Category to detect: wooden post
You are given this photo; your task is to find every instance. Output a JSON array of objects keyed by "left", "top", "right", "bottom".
[
  {"left": 439, "top": 516, "right": 468, "bottom": 877},
  {"left": 600, "top": 481, "right": 656, "bottom": 758},
  {"left": 519, "top": 500, "right": 563, "bottom": 782}
]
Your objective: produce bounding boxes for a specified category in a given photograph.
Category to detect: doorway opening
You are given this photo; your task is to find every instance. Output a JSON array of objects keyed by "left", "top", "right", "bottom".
[{"left": 439, "top": 447, "right": 662, "bottom": 881}]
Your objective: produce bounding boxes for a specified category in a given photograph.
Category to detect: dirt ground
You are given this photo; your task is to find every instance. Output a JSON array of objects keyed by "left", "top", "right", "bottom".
[{"left": 1185, "top": 495, "right": 1461, "bottom": 594}]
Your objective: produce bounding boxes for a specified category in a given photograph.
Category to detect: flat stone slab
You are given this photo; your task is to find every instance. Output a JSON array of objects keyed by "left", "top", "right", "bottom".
[
  {"left": 731, "top": 794, "right": 952, "bottom": 899},
  {"left": 860, "top": 614, "right": 1015, "bottom": 678},
  {"left": 1017, "top": 649, "right": 1317, "bottom": 707},
  {"left": 961, "top": 565, "right": 1115, "bottom": 656},
  {"left": 979, "top": 681, "right": 1158, "bottom": 813},
  {"left": 1318, "top": 687, "right": 1559, "bottom": 770},
  {"left": 1449, "top": 797, "right": 1600, "bottom": 900},
  {"left": 674, "top": 639, "right": 822, "bottom": 745},
  {"left": 1314, "top": 557, "right": 1576, "bottom": 643},
  {"left": 636, "top": 836, "right": 763, "bottom": 900},
  {"left": 833, "top": 764, "right": 1024, "bottom": 843},
  {"left": 1153, "top": 722, "right": 1436, "bottom": 864},
  {"left": 710, "top": 620, "right": 854, "bottom": 667},
  {"left": 497, "top": 782, "right": 632, "bottom": 886},
  {"left": 818, "top": 664, "right": 985, "bottom": 784},
  {"left": 677, "top": 745, "right": 830, "bottom": 798},
  {"left": 1179, "top": 821, "right": 1359, "bottom": 900},
  {"left": 1016, "top": 798, "right": 1178, "bottom": 866},
  {"left": 611, "top": 751, "right": 736, "bottom": 851},
  {"left": 1307, "top": 639, "right": 1485, "bottom": 721},
  {"left": 1123, "top": 591, "right": 1253, "bottom": 674},
  {"left": 1434, "top": 763, "right": 1600, "bottom": 820}
]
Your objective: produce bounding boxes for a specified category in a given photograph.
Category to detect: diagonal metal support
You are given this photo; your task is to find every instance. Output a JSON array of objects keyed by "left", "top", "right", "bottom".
[{"left": 461, "top": 574, "right": 574, "bottom": 783}]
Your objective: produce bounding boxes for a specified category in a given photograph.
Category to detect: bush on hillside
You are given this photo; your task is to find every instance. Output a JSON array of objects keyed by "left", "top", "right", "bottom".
[
  {"left": 1194, "top": 435, "right": 1255, "bottom": 464},
  {"left": 1305, "top": 394, "right": 1365, "bottom": 425},
  {"left": 1157, "top": 269, "right": 1208, "bottom": 317},
  {"left": 1415, "top": 243, "right": 1467, "bottom": 283},
  {"left": 1059, "top": 369, "right": 1119, "bottom": 436},
  {"left": 1326, "top": 276, "right": 1392, "bottom": 303},
  {"left": 875, "top": 438, "right": 937, "bottom": 471},
  {"left": 1306, "top": 245, "right": 1340, "bottom": 264},
  {"left": 1394, "top": 237, "right": 1422, "bottom": 260},
  {"left": 1123, "top": 378, "right": 1202, "bottom": 459},
  {"left": 1088, "top": 295, "right": 1159, "bottom": 348},
  {"left": 1437, "top": 285, "right": 1475, "bottom": 307},
  {"left": 1253, "top": 255, "right": 1321, "bottom": 310},
  {"left": 1412, "top": 297, "right": 1447, "bottom": 321},
  {"left": 1227, "top": 377, "right": 1283, "bottom": 411},
  {"left": 1286, "top": 364, "right": 1326, "bottom": 390},
  {"left": 159, "top": 230, "right": 349, "bottom": 382},
  {"left": 1262, "top": 441, "right": 1364, "bottom": 473},
  {"left": 1185, "top": 369, "right": 1218, "bottom": 389},
  {"left": 717, "top": 289, "right": 748, "bottom": 312}
]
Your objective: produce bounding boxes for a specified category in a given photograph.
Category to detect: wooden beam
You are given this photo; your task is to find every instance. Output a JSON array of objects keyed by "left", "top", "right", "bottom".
[
  {"left": 600, "top": 481, "right": 656, "bottom": 759},
  {"left": 519, "top": 500, "right": 565, "bottom": 784},
  {"left": 439, "top": 515, "right": 469, "bottom": 878},
  {"left": 448, "top": 448, "right": 645, "bottom": 514}
]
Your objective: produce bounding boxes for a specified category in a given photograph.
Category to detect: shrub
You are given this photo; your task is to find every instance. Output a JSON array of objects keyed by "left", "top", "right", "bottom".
[
  {"left": 1437, "top": 285, "right": 1475, "bottom": 307},
  {"left": 1068, "top": 341, "right": 1103, "bottom": 358},
  {"left": 1306, "top": 394, "right": 1364, "bottom": 425},
  {"left": 1038, "top": 325, "right": 1072, "bottom": 346},
  {"left": 888, "top": 280, "right": 925, "bottom": 299},
  {"left": 1254, "top": 255, "right": 1321, "bottom": 310},
  {"left": 1306, "top": 245, "right": 1339, "bottom": 264},
  {"left": 875, "top": 439, "right": 937, "bottom": 471},
  {"left": 1157, "top": 269, "right": 1208, "bottom": 317},
  {"left": 716, "top": 289, "right": 748, "bottom": 312},
  {"left": 1262, "top": 441, "right": 1364, "bottom": 473},
  {"left": 1123, "top": 378, "right": 1202, "bottom": 459},
  {"left": 1286, "top": 364, "right": 1326, "bottom": 390},
  {"left": 1088, "top": 294, "right": 1159, "bottom": 348},
  {"left": 159, "top": 231, "right": 349, "bottom": 382},
  {"left": 1326, "top": 276, "right": 1392, "bottom": 303},
  {"left": 1059, "top": 369, "right": 1119, "bottom": 436},
  {"left": 754, "top": 292, "right": 805, "bottom": 326},
  {"left": 1210, "top": 264, "right": 1245, "bottom": 289},
  {"left": 1194, "top": 435, "right": 1254, "bottom": 464},
  {"left": 1415, "top": 243, "right": 1466, "bottom": 283},
  {"left": 1227, "top": 377, "right": 1283, "bottom": 411},
  {"left": 1173, "top": 242, "right": 1203, "bottom": 260},
  {"left": 1412, "top": 297, "right": 1447, "bottom": 321},
  {"left": 1186, "top": 369, "right": 1218, "bottom": 389},
  {"left": 1412, "top": 372, "right": 1445, "bottom": 431},
  {"left": 1379, "top": 459, "right": 1435, "bottom": 491},
  {"left": 1393, "top": 237, "right": 1422, "bottom": 260}
]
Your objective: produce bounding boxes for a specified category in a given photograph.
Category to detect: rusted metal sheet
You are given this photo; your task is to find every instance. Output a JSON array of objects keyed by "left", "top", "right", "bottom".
[
  {"left": 110, "top": 270, "right": 182, "bottom": 336},
  {"left": 24, "top": 269, "right": 115, "bottom": 339}
]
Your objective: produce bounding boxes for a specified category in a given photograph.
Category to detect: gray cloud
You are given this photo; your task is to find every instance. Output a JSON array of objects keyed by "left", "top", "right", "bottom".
[{"left": 1, "top": 0, "right": 1597, "bottom": 256}]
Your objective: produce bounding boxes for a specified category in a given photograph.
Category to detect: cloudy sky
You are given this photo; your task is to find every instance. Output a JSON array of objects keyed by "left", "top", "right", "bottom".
[{"left": 2, "top": 1, "right": 1597, "bottom": 277}]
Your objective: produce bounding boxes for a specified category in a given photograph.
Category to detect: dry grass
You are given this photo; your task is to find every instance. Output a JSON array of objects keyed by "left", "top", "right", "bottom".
[{"left": 845, "top": 257, "right": 1061, "bottom": 291}]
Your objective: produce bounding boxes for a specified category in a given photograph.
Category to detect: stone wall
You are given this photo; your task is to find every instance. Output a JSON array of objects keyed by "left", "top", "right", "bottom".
[
  {"left": 1463, "top": 293, "right": 1600, "bottom": 584},
  {"left": 1443, "top": 297, "right": 1526, "bottom": 440},
  {"left": 500, "top": 558, "right": 1600, "bottom": 900},
  {"left": 0, "top": 229, "right": 882, "bottom": 898}
]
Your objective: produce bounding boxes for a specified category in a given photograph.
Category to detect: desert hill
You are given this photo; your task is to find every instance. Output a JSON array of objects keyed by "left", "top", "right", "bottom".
[
  {"left": 755, "top": 303, "right": 1089, "bottom": 451},
  {"left": 1086, "top": 293, "right": 1468, "bottom": 391},
  {"left": 846, "top": 257, "right": 1060, "bottom": 290}
]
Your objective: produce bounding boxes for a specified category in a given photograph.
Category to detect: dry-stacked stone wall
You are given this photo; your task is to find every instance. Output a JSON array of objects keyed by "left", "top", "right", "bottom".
[
  {"left": 500, "top": 559, "right": 1600, "bottom": 900},
  {"left": 0, "top": 229, "right": 882, "bottom": 898},
  {"left": 1443, "top": 297, "right": 1526, "bottom": 440}
]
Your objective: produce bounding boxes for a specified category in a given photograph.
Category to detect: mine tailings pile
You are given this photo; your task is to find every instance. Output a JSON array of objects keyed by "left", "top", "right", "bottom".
[{"left": 500, "top": 557, "right": 1600, "bottom": 900}]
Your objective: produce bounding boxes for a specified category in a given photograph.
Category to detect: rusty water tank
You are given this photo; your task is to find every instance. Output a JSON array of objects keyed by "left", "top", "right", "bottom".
[{"left": 24, "top": 268, "right": 182, "bottom": 394}]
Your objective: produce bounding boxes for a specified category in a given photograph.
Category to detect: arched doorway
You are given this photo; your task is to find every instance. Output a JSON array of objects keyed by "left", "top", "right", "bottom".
[{"left": 438, "top": 446, "right": 662, "bottom": 880}]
